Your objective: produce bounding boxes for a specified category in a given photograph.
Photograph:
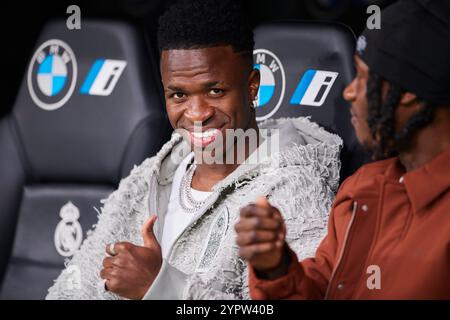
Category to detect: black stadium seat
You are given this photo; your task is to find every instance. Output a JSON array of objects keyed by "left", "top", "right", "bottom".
[
  {"left": 0, "top": 20, "right": 171, "bottom": 299},
  {"left": 253, "top": 21, "right": 372, "bottom": 181}
]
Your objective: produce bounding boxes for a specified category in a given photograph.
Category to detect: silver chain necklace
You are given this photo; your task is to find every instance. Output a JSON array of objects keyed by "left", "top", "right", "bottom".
[{"left": 179, "top": 162, "right": 210, "bottom": 214}]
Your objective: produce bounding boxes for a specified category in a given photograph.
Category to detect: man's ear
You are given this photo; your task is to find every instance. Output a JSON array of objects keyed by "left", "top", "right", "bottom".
[
  {"left": 400, "top": 92, "right": 418, "bottom": 106},
  {"left": 248, "top": 69, "right": 260, "bottom": 103}
]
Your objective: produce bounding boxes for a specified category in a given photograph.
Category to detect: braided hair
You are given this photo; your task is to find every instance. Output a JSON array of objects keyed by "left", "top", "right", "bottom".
[{"left": 366, "top": 72, "right": 437, "bottom": 160}]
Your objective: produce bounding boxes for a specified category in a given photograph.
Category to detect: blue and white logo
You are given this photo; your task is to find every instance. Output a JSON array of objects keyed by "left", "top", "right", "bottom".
[
  {"left": 253, "top": 49, "right": 285, "bottom": 121},
  {"left": 290, "top": 70, "right": 338, "bottom": 107},
  {"left": 27, "top": 39, "right": 77, "bottom": 111},
  {"left": 254, "top": 63, "right": 275, "bottom": 106},
  {"left": 37, "top": 54, "right": 67, "bottom": 96},
  {"left": 80, "top": 59, "right": 127, "bottom": 96}
]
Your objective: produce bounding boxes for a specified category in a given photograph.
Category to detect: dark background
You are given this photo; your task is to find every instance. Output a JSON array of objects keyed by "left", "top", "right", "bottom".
[{"left": 0, "top": 0, "right": 395, "bottom": 118}]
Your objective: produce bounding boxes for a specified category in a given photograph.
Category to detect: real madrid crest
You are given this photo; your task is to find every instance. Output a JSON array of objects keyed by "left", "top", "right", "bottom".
[
  {"left": 54, "top": 201, "right": 83, "bottom": 257},
  {"left": 27, "top": 39, "right": 77, "bottom": 111}
]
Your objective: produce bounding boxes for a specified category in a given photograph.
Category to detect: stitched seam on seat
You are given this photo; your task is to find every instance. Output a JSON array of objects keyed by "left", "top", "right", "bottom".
[{"left": 9, "top": 115, "right": 33, "bottom": 181}]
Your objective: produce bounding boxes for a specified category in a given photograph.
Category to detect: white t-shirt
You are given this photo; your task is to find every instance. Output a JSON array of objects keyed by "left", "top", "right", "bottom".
[{"left": 160, "top": 153, "right": 212, "bottom": 259}]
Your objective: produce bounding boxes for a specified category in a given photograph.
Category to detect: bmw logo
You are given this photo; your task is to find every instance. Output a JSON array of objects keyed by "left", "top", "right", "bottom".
[
  {"left": 27, "top": 39, "right": 77, "bottom": 111},
  {"left": 253, "top": 49, "right": 285, "bottom": 121}
]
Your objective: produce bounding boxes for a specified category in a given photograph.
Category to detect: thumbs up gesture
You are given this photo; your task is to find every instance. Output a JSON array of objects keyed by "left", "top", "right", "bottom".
[
  {"left": 235, "top": 197, "right": 290, "bottom": 279},
  {"left": 141, "top": 215, "right": 160, "bottom": 249},
  {"left": 100, "top": 215, "right": 162, "bottom": 300}
]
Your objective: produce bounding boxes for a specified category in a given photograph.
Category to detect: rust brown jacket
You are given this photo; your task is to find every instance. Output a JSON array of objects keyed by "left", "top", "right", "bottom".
[{"left": 249, "top": 147, "right": 450, "bottom": 299}]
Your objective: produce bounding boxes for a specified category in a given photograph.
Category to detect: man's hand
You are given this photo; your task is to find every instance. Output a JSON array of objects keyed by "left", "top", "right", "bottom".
[
  {"left": 100, "top": 215, "right": 162, "bottom": 299},
  {"left": 235, "top": 197, "right": 290, "bottom": 279}
]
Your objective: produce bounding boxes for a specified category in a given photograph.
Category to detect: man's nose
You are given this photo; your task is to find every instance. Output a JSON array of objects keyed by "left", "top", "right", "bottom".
[
  {"left": 343, "top": 78, "right": 357, "bottom": 102},
  {"left": 184, "top": 96, "right": 215, "bottom": 123}
]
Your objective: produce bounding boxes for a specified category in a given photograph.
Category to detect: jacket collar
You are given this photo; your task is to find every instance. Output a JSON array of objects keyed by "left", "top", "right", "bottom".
[
  {"left": 386, "top": 147, "right": 450, "bottom": 214},
  {"left": 154, "top": 117, "right": 343, "bottom": 190}
]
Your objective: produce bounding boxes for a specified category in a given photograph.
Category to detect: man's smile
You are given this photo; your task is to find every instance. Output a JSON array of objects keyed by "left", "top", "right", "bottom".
[{"left": 187, "top": 127, "right": 222, "bottom": 147}]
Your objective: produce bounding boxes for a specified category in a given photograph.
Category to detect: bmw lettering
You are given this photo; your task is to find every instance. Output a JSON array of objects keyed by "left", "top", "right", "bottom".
[
  {"left": 27, "top": 39, "right": 77, "bottom": 111},
  {"left": 253, "top": 49, "right": 285, "bottom": 121}
]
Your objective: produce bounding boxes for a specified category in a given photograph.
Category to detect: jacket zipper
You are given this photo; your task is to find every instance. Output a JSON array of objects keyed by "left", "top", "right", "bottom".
[
  {"left": 324, "top": 200, "right": 358, "bottom": 299},
  {"left": 148, "top": 175, "right": 163, "bottom": 242}
]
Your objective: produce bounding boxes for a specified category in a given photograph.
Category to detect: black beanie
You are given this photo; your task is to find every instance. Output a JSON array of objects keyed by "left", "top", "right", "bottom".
[{"left": 356, "top": 0, "right": 450, "bottom": 105}]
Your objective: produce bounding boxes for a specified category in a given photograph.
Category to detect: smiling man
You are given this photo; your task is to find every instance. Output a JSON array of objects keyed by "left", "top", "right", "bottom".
[
  {"left": 236, "top": 0, "right": 450, "bottom": 299},
  {"left": 46, "top": 0, "right": 342, "bottom": 300}
]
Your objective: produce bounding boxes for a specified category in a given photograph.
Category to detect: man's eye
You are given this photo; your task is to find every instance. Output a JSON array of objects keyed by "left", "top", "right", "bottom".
[
  {"left": 208, "top": 88, "right": 224, "bottom": 96},
  {"left": 171, "top": 92, "right": 186, "bottom": 99}
]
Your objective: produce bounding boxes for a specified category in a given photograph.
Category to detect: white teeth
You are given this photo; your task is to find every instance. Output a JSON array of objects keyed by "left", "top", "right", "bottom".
[
  {"left": 191, "top": 129, "right": 218, "bottom": 139},
  {"left": 192, "top": 132, "right": 203, "bottom": 138},
  {"left": 203, "top": 129, "right": 216, "bottom": 138}
]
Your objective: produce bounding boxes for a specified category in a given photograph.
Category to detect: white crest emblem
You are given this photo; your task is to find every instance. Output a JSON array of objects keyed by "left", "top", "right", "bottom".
[
  {"left": 357, "top": 35, "right": 367, "bottom": 55},
  {"left": 54, "top": 201, "right": 83, "bottom": 257}
]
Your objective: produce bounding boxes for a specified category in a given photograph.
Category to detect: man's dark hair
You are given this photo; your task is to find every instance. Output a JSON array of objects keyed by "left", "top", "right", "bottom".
[
  {"left": 366, "top": 73, "right": 437, "bottom": 160},
  {"left": 157, "top": 0, "right": 254, "bottom": 58}
]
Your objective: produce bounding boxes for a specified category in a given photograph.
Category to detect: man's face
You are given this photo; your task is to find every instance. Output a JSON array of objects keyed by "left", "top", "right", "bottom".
[
  {"left": 343, "top": 55, "right": 374, "bottom": 149},
  {"left": 160, "top": 46, "right": 259, "bottom": 158}
]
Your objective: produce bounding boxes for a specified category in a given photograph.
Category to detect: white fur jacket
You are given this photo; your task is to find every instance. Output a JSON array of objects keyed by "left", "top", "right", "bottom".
[{"left": 46, "top": 117, "right": 342, "bottom": 300}]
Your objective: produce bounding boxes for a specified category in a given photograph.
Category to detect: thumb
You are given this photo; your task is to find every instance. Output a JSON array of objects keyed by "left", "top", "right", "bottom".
[
  {"left": 255, "top": 196, "right": 270, "bottom": 209},
  {"left": 256, "top": 196, "right": 281, "bottom": 221},
  {"left": 141, "top": 215, "right": 158, "bottom": 248}
]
